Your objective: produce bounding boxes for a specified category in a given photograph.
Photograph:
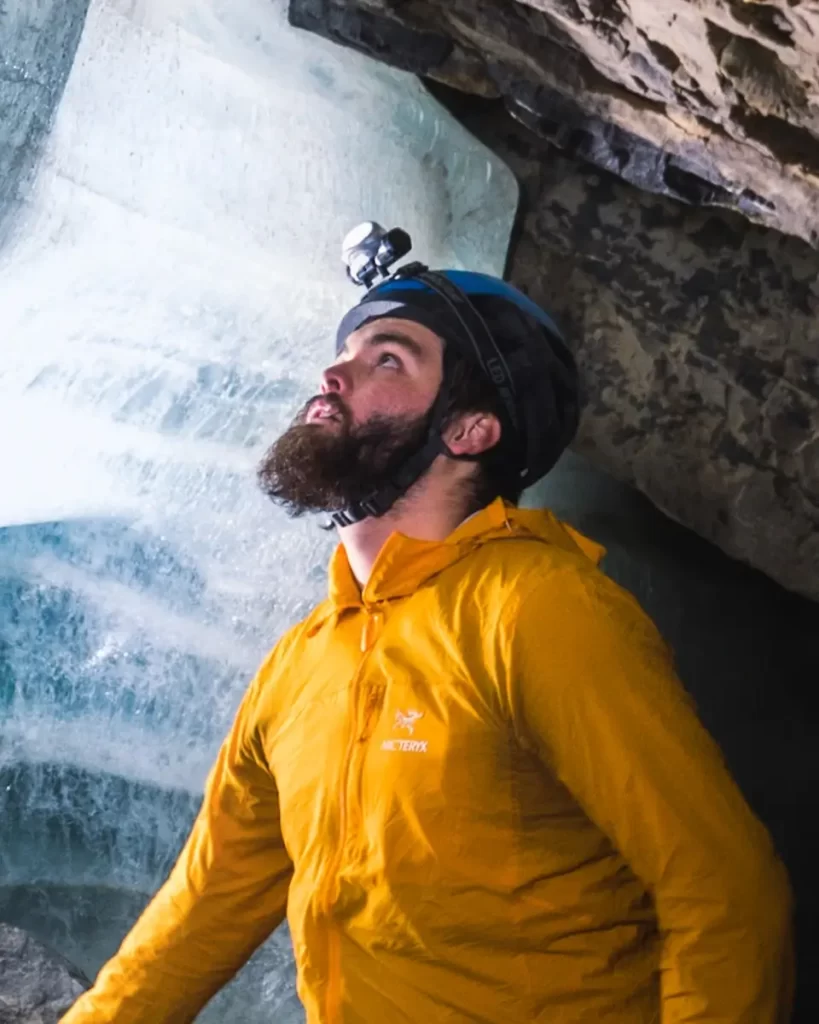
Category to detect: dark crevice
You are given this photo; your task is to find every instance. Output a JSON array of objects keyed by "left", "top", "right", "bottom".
[
  {"left": 644, "top": 36, "right": 681, "bottom": 74},
  {"left": 731, "top": 2, "right": 795, "bottom": 48},
  {"left": 491, "top": 71, "right": 777, "bottom": 217},
  {"left": 583, "top": 0, "right": 624, "bottom": 22},
  {"left": 739, "top": 186, "right": 776, "bottom": 213},
  {"left": 733, "top": 106, "right": 819, "bottom": 176},
  {"left": 288, "top": 0, "right": 453, "bottom": 76},
  {"left": 663, "top": 164, "right": 733, "bottom": 206},
  {"left": 720, "top": 33, "right": 807, "bottom": 111},
  {"left": 678, "top": 84, "right": 718, "bottom": 112},
  {"left": 705, "top": 19, "right": 733, "bottom": 61}
]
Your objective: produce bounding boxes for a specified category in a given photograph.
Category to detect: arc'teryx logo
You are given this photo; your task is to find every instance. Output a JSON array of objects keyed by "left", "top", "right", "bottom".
[
  {"left": 394, "top": 709, "right": 423, "bottom": 734},
  {"left": 381, "top": 709, "right": 427, "bottom": 753}
]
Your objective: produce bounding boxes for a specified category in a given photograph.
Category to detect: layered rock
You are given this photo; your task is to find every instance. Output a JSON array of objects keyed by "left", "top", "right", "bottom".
[
  {"left": 497, "top": 113, "right": 819, "bottom": 600},
  {"left": 290, "top": 0, "right": 819, "bottom": 245},
  {"left": 0, "top": 924, "right": 89, "bottom": 1023}
]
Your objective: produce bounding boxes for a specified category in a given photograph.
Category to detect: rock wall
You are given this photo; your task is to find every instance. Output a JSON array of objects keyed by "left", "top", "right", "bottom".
[
  {"left": 436, "top": 88, "right": 819, "bottom": 600},
  {"left": 0, "top": 923, "right": 89, "bottom": 1023},
  {"left": 290, "top": 0, "right": 819, "bottom": 245}
]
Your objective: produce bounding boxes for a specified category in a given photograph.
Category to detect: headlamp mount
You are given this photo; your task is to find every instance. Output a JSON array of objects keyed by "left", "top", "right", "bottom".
[{"left": 341, "top": 221, "right": 412, "bottom": 289}]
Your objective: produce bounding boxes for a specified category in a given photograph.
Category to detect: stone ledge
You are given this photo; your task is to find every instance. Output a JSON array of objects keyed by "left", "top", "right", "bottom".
[
  {"left": 0, "top": 923, "right": 89, "bottom": 1023},
  {"left": 289, "top": 0, "right": 819, "bottom": 245}
]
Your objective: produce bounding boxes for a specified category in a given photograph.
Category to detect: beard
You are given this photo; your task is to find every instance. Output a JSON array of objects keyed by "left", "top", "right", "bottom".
[{"left": 257, "top": 393, "right": 432, "bottom": 517}]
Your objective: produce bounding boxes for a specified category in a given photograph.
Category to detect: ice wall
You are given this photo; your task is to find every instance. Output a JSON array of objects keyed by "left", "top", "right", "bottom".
[
  {"left": 0, "top": 1, "right": 516, "bottom": 1011},
  {"left": 0, "top": 0, "right": 516, "bottom": 791}
]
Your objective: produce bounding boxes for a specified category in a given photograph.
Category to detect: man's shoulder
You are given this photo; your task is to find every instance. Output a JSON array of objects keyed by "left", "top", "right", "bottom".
[
  {"left": 432, "top": 534, "right": 608, "bottom": 633},
  {"left": 256, "top": 600, "right": 333, "bottom": 674},
  {"left": 462, "top": 531, "right": 602, "bottom": 589},
  {"left": 471, "top": 536, "right": 660, "bottom": 651}
]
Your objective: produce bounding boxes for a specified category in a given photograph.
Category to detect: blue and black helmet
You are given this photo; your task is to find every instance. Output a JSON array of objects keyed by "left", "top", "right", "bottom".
[{"left": 331, "top": 225, "right": 580, "bottom": 526}]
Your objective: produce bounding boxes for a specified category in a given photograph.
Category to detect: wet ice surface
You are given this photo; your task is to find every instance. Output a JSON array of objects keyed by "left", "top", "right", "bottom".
[
  {"left": 0, "top": 0, "right": 516, "bottom": 1017},
  {"left": 0, "top": 762, "right": 303, "bottom": 1019}
]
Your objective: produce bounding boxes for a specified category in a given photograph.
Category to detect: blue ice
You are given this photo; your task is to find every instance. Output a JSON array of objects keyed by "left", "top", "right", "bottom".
[{"left": 0, "top": 1, "right": 516, "bottom": 1017}]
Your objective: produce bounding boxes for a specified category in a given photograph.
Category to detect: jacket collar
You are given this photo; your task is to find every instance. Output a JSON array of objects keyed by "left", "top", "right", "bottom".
[{"left": 327, "top": 498, "right": 605, "bottom": 611}]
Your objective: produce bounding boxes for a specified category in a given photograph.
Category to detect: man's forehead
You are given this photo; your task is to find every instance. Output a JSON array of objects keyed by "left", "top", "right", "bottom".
[{"left": 342, "top": 317, "right": 444, "bottom": 357}]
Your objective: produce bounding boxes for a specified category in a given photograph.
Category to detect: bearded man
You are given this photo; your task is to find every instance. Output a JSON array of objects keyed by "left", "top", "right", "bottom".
[{"left": 65, "top": 249, "right": 793, "bottom": 1023}]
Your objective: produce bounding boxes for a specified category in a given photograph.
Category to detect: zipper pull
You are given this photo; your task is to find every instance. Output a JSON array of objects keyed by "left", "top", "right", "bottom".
[{"left": 359, "top": 611, "right": 383, "bottom": 651}]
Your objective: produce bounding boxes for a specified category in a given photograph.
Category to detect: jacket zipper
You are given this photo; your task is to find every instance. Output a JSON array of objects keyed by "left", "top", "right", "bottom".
[
  {"left": 358, "top": 683, "right": 385, "bottom": 743},
  {"left": 324, "top": 927, "right": 342, "bottom": 1024},
  {"left": 323, "top": 609, "right": 382, "bottom": 1022}
]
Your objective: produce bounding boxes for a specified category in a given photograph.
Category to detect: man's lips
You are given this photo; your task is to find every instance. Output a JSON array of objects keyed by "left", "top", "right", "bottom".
[{"left": 306, "top": 399, "right": 344, "bottom": 424}]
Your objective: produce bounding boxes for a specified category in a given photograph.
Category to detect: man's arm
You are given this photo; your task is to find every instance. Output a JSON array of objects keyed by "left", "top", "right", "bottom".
[
  {"left": 495, "top": 562, "right": 793, "bottom": 1023},
  {"left": 62, "top": 650, "right": 294, "bottom": 1023}
]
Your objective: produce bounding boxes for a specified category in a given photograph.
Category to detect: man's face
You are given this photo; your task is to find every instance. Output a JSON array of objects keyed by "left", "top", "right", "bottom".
[{"left": 257, "top": 317, "right": 445, "bottom": 516}]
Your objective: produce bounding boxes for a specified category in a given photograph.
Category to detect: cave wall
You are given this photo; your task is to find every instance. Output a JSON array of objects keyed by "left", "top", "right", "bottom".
[
  {"left": 290, "top": 0, "right": 819, "bottom": 244},
  {"left": 495, "top": 108, "right": 819, "bottom": 601}
]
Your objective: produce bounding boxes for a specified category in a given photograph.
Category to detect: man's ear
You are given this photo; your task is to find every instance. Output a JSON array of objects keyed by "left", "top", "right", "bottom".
[{"left": 443, "top": 411, "right": 502, "bottom": 457}]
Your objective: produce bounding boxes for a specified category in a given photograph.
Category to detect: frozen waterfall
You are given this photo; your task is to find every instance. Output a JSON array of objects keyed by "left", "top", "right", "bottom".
[{"left": 0, "top": 0, "right": 516, "bottom": 1017}]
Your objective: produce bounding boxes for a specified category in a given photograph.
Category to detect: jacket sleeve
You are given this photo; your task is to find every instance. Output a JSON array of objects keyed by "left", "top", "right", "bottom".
[
  {"left": 496, "top": 562, "right": 794, "bottom": 1024},
  {"left": 62, "top": 648, "right": 294, "bottom": 1023}
]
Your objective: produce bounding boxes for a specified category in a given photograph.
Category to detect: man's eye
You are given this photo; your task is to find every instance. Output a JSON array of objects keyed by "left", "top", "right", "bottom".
[{"left": 377, "top": 352, "right": 402, "bottom": 369}]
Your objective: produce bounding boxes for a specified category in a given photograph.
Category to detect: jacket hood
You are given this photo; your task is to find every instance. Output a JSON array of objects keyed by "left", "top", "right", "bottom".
[{"left": 327, "top": 498, "right": 605, "bottom": 611}]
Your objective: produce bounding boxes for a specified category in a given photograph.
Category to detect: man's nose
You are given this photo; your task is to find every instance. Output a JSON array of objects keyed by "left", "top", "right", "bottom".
[{"left": 321, "top": 361, "right": 350, "bottom": 395}]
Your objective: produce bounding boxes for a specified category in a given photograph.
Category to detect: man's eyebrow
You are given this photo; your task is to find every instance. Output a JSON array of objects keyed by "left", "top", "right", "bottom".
[{"left": 342, "top": 330, "right": 425, "bottom": 359}]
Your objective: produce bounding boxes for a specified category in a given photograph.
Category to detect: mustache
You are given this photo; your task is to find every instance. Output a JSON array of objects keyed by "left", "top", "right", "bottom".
[{"left": 300, "top": 393, "right": 350, "bottom": 425}]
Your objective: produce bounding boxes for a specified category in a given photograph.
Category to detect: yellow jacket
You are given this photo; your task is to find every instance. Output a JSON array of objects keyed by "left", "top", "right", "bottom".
[{"left": 64, "top": 500, "right": 793, "bottom": 1023}]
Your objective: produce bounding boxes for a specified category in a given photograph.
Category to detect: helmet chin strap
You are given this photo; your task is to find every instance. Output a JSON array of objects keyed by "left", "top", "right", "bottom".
[{"left": 329, "top": 362, "right": 455, "bottom": 528}]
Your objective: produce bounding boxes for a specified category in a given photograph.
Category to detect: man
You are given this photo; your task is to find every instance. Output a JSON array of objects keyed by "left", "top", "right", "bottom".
[{"left": 65, "top": 247, "right": 793, "bottom": 1023}]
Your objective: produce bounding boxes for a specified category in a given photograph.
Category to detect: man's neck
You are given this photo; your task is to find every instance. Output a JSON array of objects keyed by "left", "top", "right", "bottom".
[{"left": 339, "top": 486, "right": 470, "bottom": 586}]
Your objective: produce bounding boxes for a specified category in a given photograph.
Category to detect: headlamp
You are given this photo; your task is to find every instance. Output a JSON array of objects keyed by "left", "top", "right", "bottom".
[{"left": 341, "top": 221, "right": 412, "bottom": 289}]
